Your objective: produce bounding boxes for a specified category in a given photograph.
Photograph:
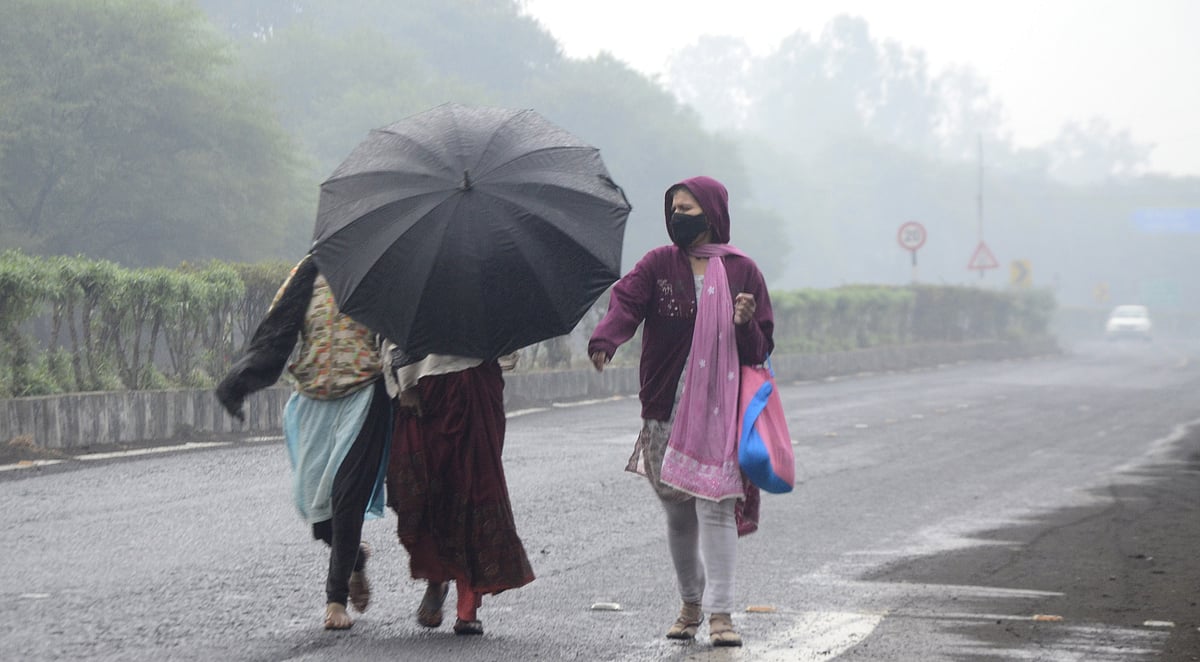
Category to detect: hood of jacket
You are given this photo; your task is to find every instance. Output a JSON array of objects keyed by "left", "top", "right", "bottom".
[{"left": 664, "top": 175, "right": 730, "bottom": 245}]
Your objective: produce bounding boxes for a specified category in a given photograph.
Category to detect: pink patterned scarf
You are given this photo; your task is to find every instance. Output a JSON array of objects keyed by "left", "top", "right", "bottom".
[{"left": 659, "top": 243, "right": 747, "bottom": 501}]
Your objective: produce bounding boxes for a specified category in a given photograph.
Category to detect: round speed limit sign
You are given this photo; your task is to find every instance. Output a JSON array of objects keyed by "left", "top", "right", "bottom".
[{"left": 897, "top": 221, "right": 927, "bottom": 252}]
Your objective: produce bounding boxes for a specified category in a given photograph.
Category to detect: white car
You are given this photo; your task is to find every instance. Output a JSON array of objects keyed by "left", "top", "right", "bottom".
[{"left": 1105, "top": 304, "right": 1152, "bottom": 341}]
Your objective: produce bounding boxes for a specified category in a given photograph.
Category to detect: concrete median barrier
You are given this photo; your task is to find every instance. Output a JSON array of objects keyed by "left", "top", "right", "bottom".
[{"left": 1, "top": 338, "right": 1058, "bottom": 451}]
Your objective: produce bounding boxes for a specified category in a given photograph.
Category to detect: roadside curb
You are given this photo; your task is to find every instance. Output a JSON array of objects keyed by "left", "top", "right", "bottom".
[
  {"left": 0, "top": 436, "right": 283, "bottom": 473},
  {"left": 1, "top": 338, "right": 1058, "bottom": 461}
]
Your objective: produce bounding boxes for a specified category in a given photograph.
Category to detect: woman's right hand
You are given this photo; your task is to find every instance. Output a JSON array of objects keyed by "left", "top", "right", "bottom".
[
  {"left": 733, "top": 292, "right": 756, "bottom": 325},
  {"left": 590, "top": 351, "right": 608, "bottom": 372},
  {"left": 398, "top": 387, "right": 423, "bottom": 417}
]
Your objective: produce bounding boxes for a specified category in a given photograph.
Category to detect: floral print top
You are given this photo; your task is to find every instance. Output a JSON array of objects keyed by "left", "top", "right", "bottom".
[{"left": 276, "top": 273, "right": 380, "bottom": 400}]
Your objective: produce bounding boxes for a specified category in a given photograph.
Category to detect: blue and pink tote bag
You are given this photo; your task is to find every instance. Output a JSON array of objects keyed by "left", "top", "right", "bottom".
[{"left": 736, "top": 356, "right": 795, "bottom": 494}]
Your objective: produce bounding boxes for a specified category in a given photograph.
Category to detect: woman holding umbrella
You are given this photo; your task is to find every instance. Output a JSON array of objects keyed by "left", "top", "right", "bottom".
[
  {"left": 216, "top": 255, "right": 392, "bottom": 631},
  {"left": 384, "top": 348, "right": 534, "bottom": 636},
  {"left": 588, "top": 176, "right": 774, "bottom": 647},
  {"left": 307, "top": 103, "right": 624, "bottom": 635}
]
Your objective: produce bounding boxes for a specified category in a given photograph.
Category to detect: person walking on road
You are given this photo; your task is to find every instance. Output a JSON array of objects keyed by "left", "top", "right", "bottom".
[
  {"left": 384, "top": 348, "right": 533, "bottom": 636},
  {"left": 216, "top": 254, "right": 392, "bottom": 630},
  {"left": 588, "top": 176, "right": 774, "bottom": 647}
]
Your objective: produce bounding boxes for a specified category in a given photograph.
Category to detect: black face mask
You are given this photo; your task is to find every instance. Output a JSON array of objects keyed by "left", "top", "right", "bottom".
[{"left": 670, "top": 212, "right": 709, "bottom": 248}]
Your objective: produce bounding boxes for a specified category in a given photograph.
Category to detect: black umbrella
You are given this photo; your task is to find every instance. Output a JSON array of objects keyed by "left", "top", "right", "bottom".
[{"left": 310, "top": 103, "right": 631, "bottom": 361}]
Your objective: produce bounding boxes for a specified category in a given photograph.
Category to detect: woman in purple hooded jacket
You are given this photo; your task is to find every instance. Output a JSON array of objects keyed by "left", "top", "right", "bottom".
[{"left": 589, "top": 176, "right": 774, "bottom": 647}]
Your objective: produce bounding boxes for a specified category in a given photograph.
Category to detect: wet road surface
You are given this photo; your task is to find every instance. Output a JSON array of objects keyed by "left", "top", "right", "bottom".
[{"left": 2, "top": 339, "right": 1197, "bottom": 660}]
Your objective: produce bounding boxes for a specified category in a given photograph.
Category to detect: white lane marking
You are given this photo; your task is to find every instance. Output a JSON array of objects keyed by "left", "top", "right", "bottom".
[
  {"left": 509, "top": 395, "right": 630, "bottom": 418},
  {"left": 936, "top": 622, "right": 1168, "bottom": 661},
  {"left": 752, "top": 611, "right": 883, "bottom": 662},
  {"left": 896, "top": 614, "right": 1171, "bottom": 660},
  {"left": 506, "top": 407, "right": 549, "bottom": 418},
  {"left": 0, "top": 459, "right": 65, "bottom": 472},
  {"left": 552, "top": 395, "right": 627, "bottom": 408},
  {"left": 797, "top": 576, "right": 1064, "bottom": 600},
  {"left": 644, "top": 610, "right": 883, "bottom": 662},
  {"left": 1118, "top": 416, "right": 1200, "bottom": 471},
  {"left": 911, "top": 611, "right": 1059, "bottom": 622},
  {"left": 2, "top": 437, "right": 279, "bottom": 472},
  {"left": 75, "top": 441, "right": 230, "bottom": 461}
]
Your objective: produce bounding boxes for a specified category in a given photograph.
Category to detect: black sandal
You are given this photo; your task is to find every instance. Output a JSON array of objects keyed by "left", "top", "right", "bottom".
[{"left": 453, "top": 618, "right": 484, "bottom": 635}]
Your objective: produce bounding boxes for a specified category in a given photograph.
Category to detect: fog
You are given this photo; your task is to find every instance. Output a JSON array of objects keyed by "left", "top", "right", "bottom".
[{"left": 3, "top": 0, "right": 1197, "bottom": 317}]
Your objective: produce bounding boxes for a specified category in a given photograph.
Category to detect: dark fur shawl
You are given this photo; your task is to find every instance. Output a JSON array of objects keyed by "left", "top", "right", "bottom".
[{"left": 215, "top": 255, "right": 318, "bottom": 421}]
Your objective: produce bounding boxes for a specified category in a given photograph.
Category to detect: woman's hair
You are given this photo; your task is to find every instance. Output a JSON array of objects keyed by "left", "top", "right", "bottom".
[{"left": 666, "top": 184, "right": 691, "bottom": 201}]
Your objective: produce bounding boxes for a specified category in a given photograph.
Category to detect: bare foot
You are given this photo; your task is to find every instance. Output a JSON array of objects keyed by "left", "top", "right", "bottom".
[{"left": 324, "top": 602, "right": 353, "bottom": 630}]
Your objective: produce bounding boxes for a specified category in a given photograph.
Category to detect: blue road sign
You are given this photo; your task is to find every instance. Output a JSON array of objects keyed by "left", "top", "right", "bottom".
[{"left": 1132, "top": 208, "right": 1200, "bottom": 234}]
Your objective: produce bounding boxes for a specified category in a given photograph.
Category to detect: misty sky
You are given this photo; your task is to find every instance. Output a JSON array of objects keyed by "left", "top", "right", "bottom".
[{"left": 522, "top": 0, "right": 1200, "bottom": 178}]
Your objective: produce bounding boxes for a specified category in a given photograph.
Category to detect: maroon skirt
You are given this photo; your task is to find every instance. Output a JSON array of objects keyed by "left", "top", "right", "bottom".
[{"left": 386, "top": 360, "right": 534, "bottom": 595}]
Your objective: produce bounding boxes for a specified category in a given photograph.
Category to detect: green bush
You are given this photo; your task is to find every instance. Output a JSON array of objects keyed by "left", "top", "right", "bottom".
[{"left": 0, "top": 249, "right": 1058, "bottom": 395}]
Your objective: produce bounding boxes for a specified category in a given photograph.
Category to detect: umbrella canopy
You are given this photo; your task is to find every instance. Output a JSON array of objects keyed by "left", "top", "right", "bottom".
[{"left": 310, "top": 103, "right": 631, "bottom": 361}]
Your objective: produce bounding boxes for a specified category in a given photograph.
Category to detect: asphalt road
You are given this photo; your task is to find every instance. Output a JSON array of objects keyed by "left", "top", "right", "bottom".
[{"left": 2, "top": 338, "right": 1198, "bottom": 661}]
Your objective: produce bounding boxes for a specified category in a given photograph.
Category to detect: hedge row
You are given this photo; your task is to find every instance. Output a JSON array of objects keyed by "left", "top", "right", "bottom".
[{"left": 0, "top": 250, "right": 1055, "bottom": 397}]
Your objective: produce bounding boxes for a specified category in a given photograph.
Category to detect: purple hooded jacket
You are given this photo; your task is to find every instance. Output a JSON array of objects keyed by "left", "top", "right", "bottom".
[{"left": 588, "top": 176, "right": 774, "bottom": 421}]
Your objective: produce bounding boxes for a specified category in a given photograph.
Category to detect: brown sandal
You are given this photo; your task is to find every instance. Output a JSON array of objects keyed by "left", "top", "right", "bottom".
[
  {"left": 709, "top": 613, "right": 742, "bottom": 647},
  {"left": 665, "top": 602, "right": 703, "bottom": 640},
  {"left": 417, "top": 581, "right": 450, "bottom": 628}
]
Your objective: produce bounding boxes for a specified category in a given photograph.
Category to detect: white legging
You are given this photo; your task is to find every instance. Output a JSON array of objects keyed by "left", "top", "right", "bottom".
[{"left": 660, "top": 496, "right": 738, "bottom": 614}]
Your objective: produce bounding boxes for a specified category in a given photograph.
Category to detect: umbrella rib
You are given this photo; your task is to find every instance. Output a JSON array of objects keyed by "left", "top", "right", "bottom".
[
  {"left": 486, "top": 181, "right": 629, "bottom": 214},
  {"left": 471, "top": 109, "right": 593, "bottom": 178},
  {"left": 324, "top": 128, "right": 458, "bottom": 186},
  {"left": 482, "top": 145, "right": 596, "bottom": 178},
  {"left": 323, "top": 169, "right": 444, "bottom": 186},
  {"left": 490, "top": 195, "right": 618, "bottom": 323},
  {"left": 472, "top": 109, "right": 537, "bottom": 175}
]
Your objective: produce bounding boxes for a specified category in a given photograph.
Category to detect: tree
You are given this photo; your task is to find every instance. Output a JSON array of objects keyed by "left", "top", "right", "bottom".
[
  {"left": 207, "top": 1, "right": 787, "bottom": 275},
  {"left": 668, "top": 15, "right": 1016, "bottom": 168},
  {"left": 524, "top": 54, "right": 789, "bottom": 273},
  {"left": 666, "top": 35, "right": 756, "bottom": 131},
  {"left": 202, "top": 0, "right": 561, "bottom": 94},
  {"left": 237, "top": 19, "right": 481, "bottom": 181},
  {"left": 193, "top": 0, "right": 301, "bottom": 37},
  {"left": 1045, "top": 117, "right": 1153, "bottom": 185},
  {"left": 0, "top": 0, "right": 310, "bottom": 266},
  {"left": 300, "top": 0, "right": 562, "bottom": 94}
]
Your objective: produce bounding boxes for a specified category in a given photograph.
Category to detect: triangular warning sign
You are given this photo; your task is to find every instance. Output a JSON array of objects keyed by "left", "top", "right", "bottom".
[{"left": 968, "top": 241, "right": 999, "bottom": 270}]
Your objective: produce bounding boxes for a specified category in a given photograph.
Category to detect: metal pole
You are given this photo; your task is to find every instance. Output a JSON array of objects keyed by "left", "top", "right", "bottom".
[
  {"left": 977, "top": 134, "right": 985, "bottom": 279},
  {"left": 977, "top": 134, "right": 983, "bottom": 241}
]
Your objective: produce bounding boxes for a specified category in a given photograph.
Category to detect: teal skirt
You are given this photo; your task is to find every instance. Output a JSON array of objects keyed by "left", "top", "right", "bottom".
[{"left": 283, "top": 384, "right": 388, "bottom": 524}]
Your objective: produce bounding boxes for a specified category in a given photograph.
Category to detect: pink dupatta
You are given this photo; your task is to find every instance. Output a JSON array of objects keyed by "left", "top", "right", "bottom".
[{"left": 659, "top": 243, "right": 747, "bottom": 501}]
